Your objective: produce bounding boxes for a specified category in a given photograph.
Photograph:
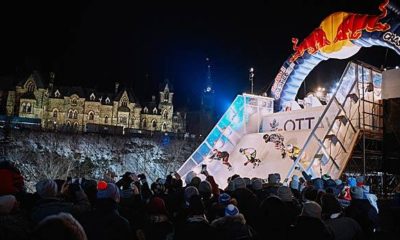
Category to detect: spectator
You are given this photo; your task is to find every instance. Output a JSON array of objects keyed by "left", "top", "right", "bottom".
[
  {"left": 0, "top": 195, "right": 31, "bottom": 240},
  {"left": 144, "top": 197, "right": 173, "bottom": 240},
  {"left": 0, "top": 161, "right": 25, "bottom": 195},
  {"left": 231, "top": 178, "right": 258, "bottom": 227}
]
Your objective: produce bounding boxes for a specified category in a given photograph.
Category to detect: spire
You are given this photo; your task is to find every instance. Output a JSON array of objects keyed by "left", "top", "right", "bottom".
[{"left": 205, "top": 57, "right": 213, "bottom": 93}]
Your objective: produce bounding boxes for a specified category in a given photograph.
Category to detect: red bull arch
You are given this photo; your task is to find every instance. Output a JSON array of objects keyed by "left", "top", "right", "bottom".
[{"left": 272, "top": 0, "right": 400, "bottom": 111}]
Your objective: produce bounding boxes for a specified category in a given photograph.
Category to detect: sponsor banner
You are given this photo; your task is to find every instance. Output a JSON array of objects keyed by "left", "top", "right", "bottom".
[{"left": 261, "top": 106, "right": 325, "bottom": 132}]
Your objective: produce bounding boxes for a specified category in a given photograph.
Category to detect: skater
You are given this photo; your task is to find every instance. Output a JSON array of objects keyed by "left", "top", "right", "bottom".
[
  {"left": 286, "top": 144, "right": 303, "bottom": 171},
  {"left": 263, "top": 133, "right": 286, "bottom": 158},
  {"left": 239, "top": 148, "right": 261, "bottom": 168},
  {"left": 209, "top": 149, "right": 232, "bottom": 170}
]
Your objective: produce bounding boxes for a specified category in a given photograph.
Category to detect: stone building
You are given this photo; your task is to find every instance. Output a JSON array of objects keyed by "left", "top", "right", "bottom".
[{"left": 4, "top": 70, "right": 186, "bottom": 134}]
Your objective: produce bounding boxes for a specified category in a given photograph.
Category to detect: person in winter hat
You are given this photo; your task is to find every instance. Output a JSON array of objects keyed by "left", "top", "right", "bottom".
[
  {"left": 219, "top": 193, "right": 231, "bottom": 205},
  {"left": 33, "top": 212, "right": 88, "bottom": 240},
  {"left": 301, "top": 201, "right": 322, "bottom": 219},
  {"left": 251, "top": 178, "right": 263, "bottom": 191},
  {"left": 185, "top": 171, "right": 197, "bottom": 186},
  {"left": 0, "top": 195, "right": 17, "bottom": 214},
  {"left": 277, "top": 186, "right": 293, "bottom": 202},
  {"left": 36, "top": 179, "right": 58, "bottom": 199},
  {"left": 233, "top": 177, "right": 246, "bottom": 190},
  {"left": 184, "top": 186, "right": 199, "bottom": 206},
  {"left": 96, "top": 181, "right": 120, "bottom": 203},
  {"left": 198, "top": 181, "right": 212, "bottom": 196},
  {"left": 224, "top": 204, "right": 239, "bottom": 216}
]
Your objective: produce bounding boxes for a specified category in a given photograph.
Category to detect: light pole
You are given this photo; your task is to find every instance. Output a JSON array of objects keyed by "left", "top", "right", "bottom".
[{"left": 249, "top": 67, "right": 254, "bottom": 94}]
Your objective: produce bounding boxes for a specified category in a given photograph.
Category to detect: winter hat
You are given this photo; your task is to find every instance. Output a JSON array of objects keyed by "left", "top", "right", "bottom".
[
  {"left": 226, "top": 180, "right": 235, "bottom": 192},
  {"left": 147, "top": 197, "right": 168, "bottom": 215},
  {"left": 274, "top": 173, "right": 281, "bottom": 183},
  {"left": 233, "top": 177, "right": 246, "bottom": 189},
  {"left": 268, "top": 174, "right": 279, "bottom": 184},
  {"left": 251, "top": 178, "right": 263, "bottom": 191},
  {"left": 301, "top": 201, "right": 322, "bottom": 219},
  {"left": 185, "top": 171, "right": 197, "bottom": 185},
  {"left": 34, "top": 212, "right": 87, "bottom": 240},
  {"left": 335, "top": 179, "right": 342, "bottom": 186},
  {"left": 97, "top": 182, "right": 120, "bottom": 203},
  {"left": 350, "top": 186, "right": 364, "bottom": 200},
  {"left": 0, "top": 195, "right": 17, "bottom": 214},
  {"left": 225, "top": 204, "right": 239, "bottom": 216},
  {"left": 290, "top": 180, "right": 299, "bottom": 190},
  {"left": 36, "top": 179, "right": 58, "bottom": 199},
  {"left": 190, "top": 177, "right": 201, "bottom": 189},
  {"left": 321, "top": 194, "right": 342, "bottom": 215},
  {"left": 322, "top": 174, "right": 331, "bottom": 181},
  {"left": 277, "top": 186, "right": 293, "bottom": 202},
  {"left": 313, "top": 178, "right": 324, "bottom": 191},
  {"left": 347, "top": 177, "right": 357, "bottom": 187},
  {"left": 218, "top": 193, "right": 231, "bottom": 205},
  {"left": 184, "top": 186, "right": 199, "bottom": 202},
  {"left": 198, "top": 181, "right": 212, "bottom": 194},
  {"left": 189, "top": 195, "right": 205, "bottom": 215},
  {"left": 243, "top": 177, "right": 251, "bottom": 187}
]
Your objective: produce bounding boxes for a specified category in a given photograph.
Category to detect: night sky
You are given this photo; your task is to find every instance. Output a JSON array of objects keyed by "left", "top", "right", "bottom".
[{"left": 1, "top": 0, "right": 400, "bottom": 114}]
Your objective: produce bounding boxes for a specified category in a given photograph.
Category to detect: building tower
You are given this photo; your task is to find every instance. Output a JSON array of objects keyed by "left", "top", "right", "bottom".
[{"left": 200, "top": 57, "right": 216, "bottom": 137}]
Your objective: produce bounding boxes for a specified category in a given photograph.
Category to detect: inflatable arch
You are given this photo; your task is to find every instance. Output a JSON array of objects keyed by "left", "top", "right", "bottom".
[{"left": 271, "top": 0, "right": 400, "bottom": 111}]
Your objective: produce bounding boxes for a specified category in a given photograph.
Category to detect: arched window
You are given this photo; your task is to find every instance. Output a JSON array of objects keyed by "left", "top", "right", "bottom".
[
  {"left": 121, "top": 97, "right": 128, "bottom": 107},
  {"left": 162, "top": 122, "right": 167, "bottom": 132},
  {"left": 152, "top": 120, "right": 157, "bottom": 128},
  {"left": 52, "top": 109, "right": 58, "bottom": 118},
  {"left": 68, "top": 110, "right": 73, "bottom": 119},
  {"left": 163, "top": 110, "right": 168, "bottom": 119},
  {"left": 90, "top": 93, "right": 95, "bottom": 101},
  {"left": 153, "top": 108, "right": 158, "bottom": 114},
  {"left": 66, "top": 121, "right": 71, "bottom": 127},
  {"left": 54, "top": 90, "right": 61, "bottom": 98},
  {"left": 142, "top": 119, "right": 147, "bottom": 128},
  {"left": 71, "top": 98, "right": 77, "bottom": 106},
  {"left": 105, "top": 115, "right": 109, "bottom": 124},
  {"left": 73, "top": 110, "right": 78, "bottom": 119},
  {"left": 164, "top": 91, "right": 169, "bottom": 102},
  {"left": 26, "top": 80, "right": 36, "bottom": 93},
  {"left": 105, "top": 97, "right": 110, "bottom": 104},
  {"left": 21, "top": 103, "right": 27, "bottom": 113},
  {"left": 143, "top": 107, "right": 148, "bottom": 114},
  {"left": 26, "top": 103, "right": 32, "bottom": 113},
  {"left": 88, "top": 111, "right": 94, "bottom": 121},
  {"left": 73, "top": 122, "right": 78, "bottom": 129}
]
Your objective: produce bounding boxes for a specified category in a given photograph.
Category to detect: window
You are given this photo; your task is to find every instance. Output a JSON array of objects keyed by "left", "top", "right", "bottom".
[
  {"left": 26, "top": 80, "right": 36, "bottom": 93},
  {"left": 143, "top": 107, "right": 148, "bottom": 114},
  {"left": 21, "top": 103, "right": 27, "bottom": 113},
  {"left": 152, "top": 120, "right": 157, "bottom": 128},
  {"left": 163, "top": 110, "right": 168, "bottom": 119},
  {"left": 105, "top": 115, "right": 109, "bottom": 124},
  {"left": 90, "top": 93, "right": 95, "bottom": 101},
  {"left": 26, "top": 103, "right": 32, "bottom": 113},
  {"left": 121, "top": 97, "right": 128, "bottom": 107},
  {"left": 73, "top": 110, "right": 78, "bottom": 119},
  {"left": 66, "top": 121, "right": 71, "bottom": 127},
  {"left": 68, "top": 110, "right": 73, "bottom": 119},
  {"left": 73, "top": 122, "right": 78, "bottom": 129},
  {"left": 88, "top": 111, "right": 94, "bottom": 121},
  {"left": 71, "top": 98, "right": 77, "bottom": 106},
  {"left": 162, "top": 122, "right": 167, "bottom": 132},
  {"left": 53, "top": 109, "right": 58, "bottom": 118},
  {"left": 142, "top": 119, "right": 147, "bottom": 128},
  {"left": 153, "top": 108, "right": 158, "bottom": 114},
  {"left": 119, "top": 117, "right": 127, "bottom": 124},
  {"left": 164, "top": 91, "right": 169, "bottom": 102},
  {"left": 55, "top": 90, "right": 60, "bottom": 98},
  {"left": 105, "top": 97, "right": 110, "bottom": 104}
]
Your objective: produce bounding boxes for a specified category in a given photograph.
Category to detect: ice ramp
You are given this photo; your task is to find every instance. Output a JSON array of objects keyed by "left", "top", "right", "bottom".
[{"left": 203, "top": 129, "right": 324, "bottom": 189}]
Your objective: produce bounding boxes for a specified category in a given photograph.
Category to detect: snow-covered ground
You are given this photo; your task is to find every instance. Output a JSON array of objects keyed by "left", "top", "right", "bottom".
[{"left": 1, "top": 130, "right": 197, "bottom": 192}]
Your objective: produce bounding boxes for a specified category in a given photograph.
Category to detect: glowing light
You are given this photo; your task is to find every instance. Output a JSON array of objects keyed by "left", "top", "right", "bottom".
[
  {"left": 396, "top": 66, "right": 399, "bottom": 69},
  {"left": 206, "top": 86, "right": 211, "bottom": 92},
  {"left": 317, "top": 87, "right": 322, "bottom": 91}
]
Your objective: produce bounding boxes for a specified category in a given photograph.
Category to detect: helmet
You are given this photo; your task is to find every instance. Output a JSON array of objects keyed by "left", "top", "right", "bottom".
[
  {"left": 286, "top": 144, "right": 293, "bottom": 151},
  {"left": 263, "top": 134, "right": 270, "bottom": 142}
]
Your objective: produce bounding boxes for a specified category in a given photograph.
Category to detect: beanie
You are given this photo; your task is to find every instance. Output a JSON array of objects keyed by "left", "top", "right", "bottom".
[
  {"left": 347, "top": 177, "right": 357, "bottom": 187},
  {"left": 251, "top": 178, "right": 263, "bottom": 191},
  {"left": 225, "top": 204, "right": 239, "bottom": 216},
  {"left": 190, "top": 177, "right": 201, "bottom": 188},
  {"left": 147, "top": 197, "right": 168, "bottom": 215},
  {"left": 0, "top": 195, "right": 16, "bottom": 214},
  {"left": 290, "top": 179, "right": 299, "bottom": 190},
  {"left": 185, "top": 171, "right": 197, "bottom": 185},
  {"left": 356, "top": 176, "right": 365, "bottom": 186},
  {"left": 335, "top": 179, "right": 342, "bottom": 186},
  {"left": 277, "top": 186, "right": 293, "bottom": 202},
  {"left": 350, "top": 186, "right": 364, "bottom": 200},
  {"left": 301, "top": 201, "right": 322, "bottom": 219},
  {"left": 198, "top": 181, "right": 212, "bottom": 194},
  {"left": 233, "top": 177, "right": 246, "bottom": 190},
  {"left": 36, "top": 179, "right": 58, "bottom": 199},
  {"left": 184, "top": 186, "right": 199, "bottom": 202},
  {"left": 97, "top": 182, "right": 120, "bottom": 203},
  {"left": 274, "top": 173, "right": 281, "bottom": 183},
  {"left": 218, "top": 193, "right": 231, "bottom": 205}
]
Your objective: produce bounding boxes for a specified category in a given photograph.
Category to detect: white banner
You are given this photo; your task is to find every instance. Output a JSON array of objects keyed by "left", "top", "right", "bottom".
[{"left": 261, "top": 106, "right": 325, "bottom": 132}]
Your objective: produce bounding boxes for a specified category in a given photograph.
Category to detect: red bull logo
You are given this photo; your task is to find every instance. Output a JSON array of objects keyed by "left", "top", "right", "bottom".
[
  {"left": 289, "top": 28, "right": 331, "bottom": 62},
  {"left": 288, "top": 0, "right": 391, "bottom": 63},
  {"left": 334, "top": 0, "right": 390, "bottom": 42}
]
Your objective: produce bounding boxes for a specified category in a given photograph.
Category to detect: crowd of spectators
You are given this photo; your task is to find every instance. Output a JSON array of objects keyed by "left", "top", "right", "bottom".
[{"left": 0, "top": 160, "right": 399, "bottom": 240}]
